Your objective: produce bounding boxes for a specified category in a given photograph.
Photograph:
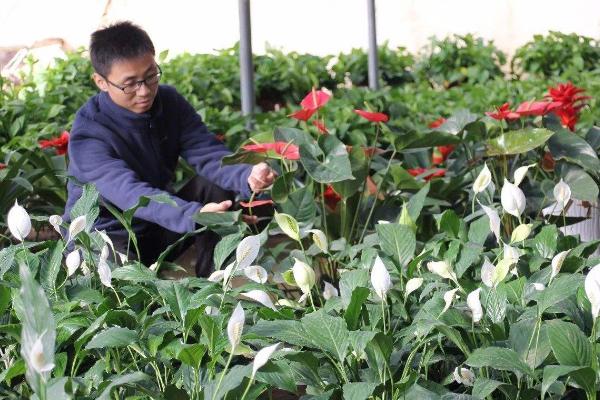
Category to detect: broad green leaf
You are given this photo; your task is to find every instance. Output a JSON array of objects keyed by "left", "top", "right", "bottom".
[
  {"left": 466, "top": 347, "right": 532, "bottom": 376},
  {"left": 537, "top": 274, "right": 582, "bottom": 314},
  {"left": 548, "top": 125, "right": 600, "bottom": 173},
  {"left": 156, "top": 281, "right": 192, "bottom": 324},
  {"left": 280, "top": 187, "right": 317, "bottom": 224},
  {"left": 97, "top": 372, "right": 152, "bottom": 400},
  {"left": 255, "top": 361, "right": 297, "bottom": 393},
  {"left": 541, "top": 365, "right": 586, "bottom": 398},
  {"left": 249, "top": 320, "right": 313, "bottom": 348},
  {"left": 533, "top": 225, "right": 558, "bottom": 258},
  {"left": 332, "top": 146, "right": 368, "bottom": 198},
  {"left": 344, "top": 287, "right": 370, "bottom": 330},
  {"left": 213, "top": 232, "right": 242, "bottom": 270},
  {"left": 271, "top": 172, "right": 296, "bottom": 203},
  {"left": 194, "top": 210, "right": 241, "bottom": 228},
  {"left": 483, "top": 287, "right": 507, "bottom": 324},
  {"left": 300, "top": 134, "right": 354, "bottom": 183},
  {"left": 203, "top": 364, "right": 252, "bottom": 400},
  {"left": 509, "top": 319, "right": 550, "bottom": 368},
  {"left": 112, "top": 263, "right": 157, "bottom": 282},
  {"left": 473, "top": 377, "right": 504, "bottom": 399},
  {"left": 177, "top": 343, "right": 206, "bottom": 369},
  {"left": 486, "top": 128, "right": 554, "bottom": 156},
  {"left": 85, "top": 327, "right": 138, "bottom": 349},
  {"left": 70, "top": 183, "right": 99, "bottom": 231},
  {"left": 339, "top": 269, "right": 369, "bottom": 307},
  {"left": 561, "top": 165, "right": 599, "bottom": 202},
  {"left": 342, "top": 382, "right": 378, "bottom": 400},
  {"left": 40, "top": 240, "right": 64, "bottom": 295},
  {"left": 301, "top": 310, "right": 350, "bottom": 361},
  {"left": 376, "top": 223, "right": 416, "bottom": 268},
  {"left": 546, "top": 320, "right": 592, "bottom": 366}
]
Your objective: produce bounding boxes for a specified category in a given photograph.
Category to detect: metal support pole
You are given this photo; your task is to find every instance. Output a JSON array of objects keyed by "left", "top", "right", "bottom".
[
  {"left": 239, "top": 0, "right": 254, "bottom": 129},
  {"left": 367, "top": 0, "right": 379, "bottom": 90}
]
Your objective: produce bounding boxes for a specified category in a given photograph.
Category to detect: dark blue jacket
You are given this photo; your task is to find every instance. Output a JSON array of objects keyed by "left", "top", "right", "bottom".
[{"left": 63, "top": 85, "right": 252, "bottom": 234}]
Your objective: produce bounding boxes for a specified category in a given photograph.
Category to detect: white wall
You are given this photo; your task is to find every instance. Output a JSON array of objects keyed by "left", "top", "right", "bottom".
[{"left": 1, "top": 0, "right": 599, "bottom": 57}]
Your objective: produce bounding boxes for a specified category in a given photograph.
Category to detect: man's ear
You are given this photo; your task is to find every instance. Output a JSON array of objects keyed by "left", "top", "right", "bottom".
[{"left": 92, "top": 73, "right": 108, "bottom": 92}]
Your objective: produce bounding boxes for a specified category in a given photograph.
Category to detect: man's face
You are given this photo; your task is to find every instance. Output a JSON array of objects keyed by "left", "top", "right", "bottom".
[{"left": 93, "top": 53, "right": 159, "bottom": 114}]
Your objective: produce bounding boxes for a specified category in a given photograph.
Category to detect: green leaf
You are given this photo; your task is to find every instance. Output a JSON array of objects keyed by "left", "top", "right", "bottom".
[
  {"left": 70, "top": 183, "right": 99, "bottom": 231},
  {"left": 537, "top": 274, "right": 582, "bottom": 314},
  {"left": 300, "top": 134, "right": 354, "bottom": 183},
  {"left": 509, "top": 319, "right": 550, "bottom": 369},
  {"left": 473, "top": 377, "right": 504, "bottom": 399},
  {"left": 332, "top": 146, "right": 368, "bottom": 198},
  {"left": 85, "top": 327, "right": 138, "bottom": 349},
  {"left": 280, "top": 187, "right": 317, "bottom": 224},
  {"left": 342, "top": 382, "right": 378, "bottom": 400},
  {"left": 339, "top": 269, "right": 369, "bottom": 307},
  {"left": 156, "top": 281, "right": 192, "bottom": 324},
  {"left": 406, "top": 183, "right": 430, "bottom": 222},
  {"left": 561, "top": 165, "right": 599, "bottom": 202},
  {"left": 344, "top": 287, "right": 370, "bottom": 330},
  {"left": 177, "top": 343, "right": 206, "bottom": 369},
  {"left": 436, "top": 210, "right": 461, "bottom": 238},
  {"left": 249, "top": 320, "right": 313, "bottom": 348},
  {"left": 466, "top": 347, "right": 532, "bottom": 376},
  {"left": 40, "top": 240, "right": 64, "bottom": 295},
  {"left": 213, "top": 232, "right": 242, "bottom": 270},
  {"left": 546, "top": 320, "right": 592, "bottom": 366},
  {"left": 533, "top": 225, "right": 558, "bottom": 258},
  {"left": 548, "top": 126, "right": 600, "bottom": 173},
  {"left": 486, "top": 128, "right": 554, "bottom": 156},
  {"left": 541, "top": 365, "right": 586, "bottom": 398},
  {"left": 97, "top": 372, "right": 152, "bottom": 400},
  {"left": 301, "top": 310, "right": 350, "bottom": 361},
  {"left": 376, "top": 223, "right": 416, "bottom": 268},
  {"left": 435, "top": 109, "right": 479, "bottom": 136},
  {"left": 193, "top": 210, "right": 241, "bottom": 228},
  {"left": 112, "top": 263, "right": 157, "bottom": 282},
  {"left": 271, "top": 172, "right": 296, "bottom": 203}
]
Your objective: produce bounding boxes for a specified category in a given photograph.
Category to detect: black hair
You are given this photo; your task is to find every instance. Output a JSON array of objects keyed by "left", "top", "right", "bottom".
[{"left": 90, "top": 21, "right": 155, "bottom": 77}]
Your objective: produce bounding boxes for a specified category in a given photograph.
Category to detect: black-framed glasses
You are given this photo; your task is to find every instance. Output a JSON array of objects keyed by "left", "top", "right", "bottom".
[{"left": 103, "top": 65, "right": 162, "bottom": 94}]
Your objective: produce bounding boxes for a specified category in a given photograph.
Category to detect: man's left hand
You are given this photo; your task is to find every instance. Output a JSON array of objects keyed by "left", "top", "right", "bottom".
[{"left": 248, "top": 162, "right": 276, "bottom": 192}]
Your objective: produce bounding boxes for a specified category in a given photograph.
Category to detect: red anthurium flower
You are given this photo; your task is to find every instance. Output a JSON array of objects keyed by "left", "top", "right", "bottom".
[
  {"left": 546, "top": 82, "right": 590, "bottom": 108},
  {"left": 239, "top": 199, "right": 275, "bottom": 208},
  {"left": 428, "top": 117, "right": 446, "bottom": 129},
  {"left": 485, "top": 103, "right": 520, "bottom": 120},
  {"left": 515, "top": 100, "right": 562, "bottom": 117},
  {"left": 432, "top": 145, "right": 455, "bottom": 165},
  {"left": 242, "top": 142, "right": 300, "bottom": 160},
  {"left": 354, "top": 109, "right": 389, "bottom": 123},
  {"left": 555, "top": 106, "right": 579, "bottom": 131},
  {"left": 312, "top": 119, "right": 329, "bottom": 134},
  {"left": 366, "top": 176, "right": 385, "bottom": 200},
  {"left": 39, "top": 131, "right": 69, "bottom": 155},
  {"left": 408, "top": 167, "right": 446, "bottom": 181},
  {"left": 300, "top": 89, "right": 331, "bottom": 110},
  {"left": 289, "top": 107, "right": 317, "bottom": 121},
  {"left": 323, "top": 185, "right": 341, "bottom": 210},
  {"left": 0, "top": 163, "right": 6, "bottom": 170}
]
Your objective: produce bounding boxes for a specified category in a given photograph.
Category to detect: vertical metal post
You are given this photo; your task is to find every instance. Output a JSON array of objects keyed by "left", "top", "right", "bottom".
[
  {"left": 239, "top": 0, "right": 254, "bottom": 129},
  {"left": 367, "top": 0, "right": 379, "bottom": 90}
]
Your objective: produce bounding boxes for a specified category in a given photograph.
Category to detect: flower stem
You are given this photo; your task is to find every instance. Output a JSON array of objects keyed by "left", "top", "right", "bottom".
[{"left": 211, "top": 350, "right": 234, "bottom": 400}]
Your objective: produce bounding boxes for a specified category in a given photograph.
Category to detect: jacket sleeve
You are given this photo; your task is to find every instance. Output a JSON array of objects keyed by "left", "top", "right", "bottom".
[
  {"left": 69, "top": 134, "right": 202, "bottom": 234},
  {"left": 175, "top": 92, "right": 253, "bottom": 198}
]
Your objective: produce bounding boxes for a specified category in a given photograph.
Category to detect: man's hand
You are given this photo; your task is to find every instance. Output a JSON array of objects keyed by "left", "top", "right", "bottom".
[
  {"left": 248, "top": 162, "right": 276, "bottom": 193},
  {"left": 199, "top": 200, "right": 258, "bottom": 224}
]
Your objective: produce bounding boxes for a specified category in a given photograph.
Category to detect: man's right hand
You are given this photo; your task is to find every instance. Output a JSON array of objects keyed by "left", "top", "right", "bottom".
[
  {"left": 200, "top": 200, "right": 232, "bottom": 213},
  {"left": 199, "top": 200, "right": 258, "bottom": 224}
]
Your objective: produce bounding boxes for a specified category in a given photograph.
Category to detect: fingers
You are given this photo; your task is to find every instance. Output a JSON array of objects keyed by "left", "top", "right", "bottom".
[
  {"left": 242, "top": 214, "right": 258, "bottom": 225},
  {"left": 200, "top": 200, "right": 232, "bottom": 213}
]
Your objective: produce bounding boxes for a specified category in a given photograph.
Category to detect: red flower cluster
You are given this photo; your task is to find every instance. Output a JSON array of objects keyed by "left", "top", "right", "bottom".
[
  {"left": 354, "top": 109, "right": 389, "bottom": 123},
  {"left": 289, "top": 89, "right": 331, "bottom": 122},
  {"left": 0, "top": 163, "right": 6, "bottom": 170},
  {"left": 242, "top": 141, "right": 300, "bottom": 160},
  {"left": 408, "top": 167, "right": 446, "bottom": 181},
  {"left": 432, "top": 145, "right": 455, "bottom": 165},
  {"left": 485, "top": 103, "right": 520, "bottom": 120},
  {"left": 312, "top": 119, "right": 329, "bottom": 134},
  {"left": 545, "top": 82, "right": 590, "bottom": 131},
  {"left": 428, "top": 117, "right": 446, "bottom": 129},
  {"left": 323, "top": 185, "right": 341, "bottom": 210},
  {"left": 39, "top": 131, "right": 69, "bottom": 155}
]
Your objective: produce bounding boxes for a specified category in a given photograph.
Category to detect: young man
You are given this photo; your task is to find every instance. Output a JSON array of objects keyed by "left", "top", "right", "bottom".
[{"left": 63, "top": 21, "right": 275, "bottom": 276}]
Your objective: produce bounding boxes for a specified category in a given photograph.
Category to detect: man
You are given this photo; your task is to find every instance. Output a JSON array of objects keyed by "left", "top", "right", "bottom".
[{"left": 63, "top": 21, "right": 275, "bottom": 276}]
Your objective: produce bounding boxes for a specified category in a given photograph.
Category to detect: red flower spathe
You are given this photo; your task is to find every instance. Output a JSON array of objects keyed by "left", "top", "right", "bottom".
[
  {"left": 515, "top": 100, "right": 562, "bottom": 117},
  {"left": 408, "top": 167, "right": 446, "bottom": 181},
  {"left": 323, "top": 185, "right": 341, "bottom": 210},
  {"left": 428, "top": 117, "right": 446, "bottom": 129},
  {"left": 485, "top": 103, "right": 520, "bottom": 120},
  {"left": 39, "top": 131, "right": 69, "bottom": 155},
  {"left": 289, "top": 108, "right": 317, "bottom": 121},
  {"left": 242, "top": 142, "right": 300, "bottom": 160},
  {"left": 300, "top": 89, "right": 331, "bottom": 110},
  {"left": 239, "top": 199, "right": 275, "bottom": 208},
  {"left": 354, "top": 109, "right": 389, "bottom": 123},
  {"left": 312, "top": 119, "right": 329, "bottom": 134}
]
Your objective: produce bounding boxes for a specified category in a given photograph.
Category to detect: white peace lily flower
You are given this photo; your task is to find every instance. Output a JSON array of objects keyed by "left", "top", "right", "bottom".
[
  {"left": 65, "top": 249, "right": 81, "bottom": 277},
  {"left": 222, "top": 262, "right": 236, "bottom": 290},
  {"left": 67, "top": 215, "right": 87, "bottom": 243},
  {"left": 149, "top": 262, "right": 159, "bottom": 272},
  {"left": 510, "top": 224, "right": 532, "bottom": 244},
  {"left": 95, "top": 229, "right": 115, "bottom": 259},
  {"left": 453, "top": 367, "right": 475, "bottom": 386},
  {"left": 205, "top": 306, "right": 219, "bottom": 316},
  {"left": 80, "top": 261, "right": 90, "bottom": 276},
  {"left": 292, "top": 258, "right": 316, "bottom": 294},
  {"left": 100, "top": 244, "right": 109, "bottom": 263},
  {"left": 492, "top": 258, "right": 513, "bottom": 287},
  {"left": 427, "top": 260, "right": 457, "bottom": 282},
  {"left": 227, "top": 302, "right": 245, "bottom": 351},
  {"left": 29, "top": 334, "right": 54, "bottom": 374},
  {"left": 298, "top": 293, "right": 308, "bottom": 306},
  {"left": 550, "top": 250, "right": 570, "bottom": 282},
  {"left": 513, "top": 164, "right": 536, "bottom": 186},
  {"left": 442, "top": 288, "right": 459, "bottom": 315},
  {"left": 377, "top": 220, "right": 390, "bottom": 224},
  {"left": 208, "top": 269, "right": 225, "bottom": 282},
  {"left": 241, "top": 290, "right": 276, "bottom": 310},
  {"left": 473, "top": 163, "right": 492, "bottom": 194},
  {"left": 371, "top": 256, "right": 392, "bottom": 301},
  {"left": 405, "top": 277, "right": 423, "bottom": 297},
  {"left": 275, "top": 298, "right": 297, "bottom": 308},
  {"left": 236, "top": 235, "right": 261, "bottom": 270},
  {"left": 503, "top": 244, "right": 520, "bottom": 265},
  {"left": 97, "top": 258, "right": 112, "bottom": 288},
  {"left": 274, "top": 212, "right": 301, "bottom": 242},
  {"left": 252, "top": 343, "right": 282, "bottom": 378},
  {"left": 244, "top": 265, "right": 268, "bottom": 284},
  {"left": 532, "top": 283, "right": 546, "bottom": 291},
  {"left": 481, "top": 257, "right": 495, "bottom": 288},
  {"left": 48, "top": 215, "right": 63, "bottom": 236},
  {"left": 467, "top": 288, "right": 483, "bottom": 323},
  {"left": 322, "top": 281, "right": 339, "bottom": 300},
  {"left": 308, "top": 229, "right": 328, "bottom": 254},
  {"left": 553, "top": 179, "right": 572, "bottom": 212},
  {"left": 117, "top": 252, "right": 128, "bottom": 264},
  {"left": 585, "top": 264, "right": 600, "bottom": 319},
  {"left": 7, "top": 200, "right": 31, "bottom": 242},
  {"left": 479, "top": 203, "right": 501, "bottom": 244},
  {"left": 501, "top": 179, "right": 526, "bottom": 218}
]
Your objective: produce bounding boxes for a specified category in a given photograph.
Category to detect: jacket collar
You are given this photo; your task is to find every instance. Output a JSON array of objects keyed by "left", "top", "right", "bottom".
[{"left": 97, "top": 87, "right": 163, "bottom": 129}]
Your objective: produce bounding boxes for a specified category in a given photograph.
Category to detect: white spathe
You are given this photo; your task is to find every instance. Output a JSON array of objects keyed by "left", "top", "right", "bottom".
[
  {"left": 236, "top": 235, "right": 261, "bottom": 270},
  {"left": 405, "top": 277, "right": 423, "bottom": 297},
  {"left": 501, "top": 179, "right": 526, "bottom": 218},
  {"left": 473, "top": 163, "right": 492, "bottom": 194},
  {"left": 7, "top": 200, "right": 31, "bottom": 241},
  {"left": 252, "top": 342, "right": 282, "bottom": 378},
  {"left": 65, "top": 249, "right": 81, "bottom": 277},
  {"left": 241, "top": 290, "right": 276, "bottom": 310},
  {"left": 371, "top": 256, "right": 392, "bottom": 300},
  {"left": 227, "top": 302, "right": 245, "bottom": 351},
  {"left": 585, "top": 264, "right": 600, "bottom": 319},
  {"left": 467, "top": 288, "right": 483, "bottom": 323},
  {"left": 292, "top": 258, "right": 315, "bottom": 294}
]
